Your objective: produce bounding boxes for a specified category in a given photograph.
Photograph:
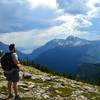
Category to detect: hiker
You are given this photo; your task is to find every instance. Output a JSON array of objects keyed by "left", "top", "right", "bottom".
[{"left": 1, "top": 44, "right": 20, "bottom": 100}]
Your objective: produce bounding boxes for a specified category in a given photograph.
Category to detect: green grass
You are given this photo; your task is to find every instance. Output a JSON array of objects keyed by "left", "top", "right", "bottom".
[
  {"left": 18, "top": 87, "right": 29, "bottom": 93},
  {"left": 82, "top": 92, "right": 100, "bottom": 100},
  {"left": 20, "top": 64, "right": 45, "bottom": 75},
  {"left": 0, "top": 85, "right": 8, "bottom": 95},
  {"left": 48, "top": 85, "right": 73, "bottom": 98},
  {"left": 0, "top": 71, "right": 2, "bottom": 75},
  {"left": 57, "top": 87, "right": 73, "bottom": 97},
  {"left": 42, "top": 81, "right": 54, "bottom": 87},
  {"left": 21, "top": 97, "right": 36, "bottom": 100},
  {"left": 49, "top": 87, "right": 59, "bottom": 97},
  {"left": 23, "top": 78, "right": 43, "bottom": 84}
]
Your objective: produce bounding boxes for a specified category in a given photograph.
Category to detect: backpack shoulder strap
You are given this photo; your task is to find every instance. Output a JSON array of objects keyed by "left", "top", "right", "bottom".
[{"left": 6, "top": 52, "right": 14, "bottom": 63}]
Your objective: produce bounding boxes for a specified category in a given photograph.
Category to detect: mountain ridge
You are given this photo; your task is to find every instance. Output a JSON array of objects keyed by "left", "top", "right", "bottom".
[
  {"left": 30, "top": 35, "right": 91, "bottom": 59},
  {"left": 33, "top": 36, "right": 100, "bottom": 79},
  {"left": 1, "top": 36, "right": 100, "bottom": 81}
]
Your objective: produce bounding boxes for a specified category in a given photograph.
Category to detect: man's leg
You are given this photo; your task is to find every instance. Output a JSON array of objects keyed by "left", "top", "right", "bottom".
[
  {"left": 13, "top": 82, "right": 20, "bottom": 100},
  {"left": 13, "top": 82, "right": 18, "bottom": 96},
  {"left": 8, "top": 81, "right": 13, "bottom": 97}
]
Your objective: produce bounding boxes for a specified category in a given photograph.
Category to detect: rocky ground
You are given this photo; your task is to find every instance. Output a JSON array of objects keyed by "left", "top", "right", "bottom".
[{"left": 0, "top": 64, "right": 100, "bottom": 100}]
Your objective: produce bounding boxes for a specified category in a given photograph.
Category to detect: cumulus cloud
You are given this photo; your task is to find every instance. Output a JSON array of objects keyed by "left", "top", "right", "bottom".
[
  {"left": 0, "top": 0, "right": 63, "bottom": 33},
  {"left": 57, "top": 0, "right": 89, "bottom": 15},
  {"left": 28, "top": 0, "right": 57, "bottom": 8},
  {"left": 0, "top": 30, "right": 39, "bottom": 48},
  {"left": 0, "top": 0, "right": 100, "bottom": 51},
  {"left": 57, "top": 0, "right": 100, "bottom": 34}
]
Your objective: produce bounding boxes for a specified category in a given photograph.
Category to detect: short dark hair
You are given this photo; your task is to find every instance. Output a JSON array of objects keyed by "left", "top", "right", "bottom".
[{"left": 9, "top": 44, "right": 15, "bottom": 51}]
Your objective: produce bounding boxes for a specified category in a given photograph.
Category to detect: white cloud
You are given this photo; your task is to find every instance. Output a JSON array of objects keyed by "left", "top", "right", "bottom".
[
  {"left": 57, "top": 0, "right": 89, "bottom": 15},
  {"left": 0, "top": 20, "right": 85, "bottom": 50},
  {"left": 86, "top": 0, "right": 100, "bottom": 17},
  {"left": 0, "top": 0, "right": 100, "bottom": 50},
  {"left": 0, "top": 30, "right": 36, "bottom": 48},
  {"left": 0, "top": 0, "right": 62, "bottom": 33},
  {"left": 28, "top": 0, "right": 57, "bottom": 9},
  {"left": 57, "top": 0, "right": 100, "bottom": 28}
]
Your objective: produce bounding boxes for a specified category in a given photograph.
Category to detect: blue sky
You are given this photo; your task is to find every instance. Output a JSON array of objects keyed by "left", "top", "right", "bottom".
[{"left": 0, "top": 0, "right": 100, "bottom": 53}]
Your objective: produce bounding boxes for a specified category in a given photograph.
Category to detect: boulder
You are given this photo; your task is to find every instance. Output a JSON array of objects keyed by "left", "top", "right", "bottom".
[{"left": 23, "top": 72, "right": 32, "bottom": 79}]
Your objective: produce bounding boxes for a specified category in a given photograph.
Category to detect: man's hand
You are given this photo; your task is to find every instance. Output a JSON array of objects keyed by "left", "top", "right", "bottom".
[{"left": 13, "top": 60, "right": 19, "bottom": 65}]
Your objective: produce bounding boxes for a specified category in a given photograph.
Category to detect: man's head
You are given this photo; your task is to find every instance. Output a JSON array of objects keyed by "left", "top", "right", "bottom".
[{"left": 9, "top": 44, "right": 16, "bottom": 52}]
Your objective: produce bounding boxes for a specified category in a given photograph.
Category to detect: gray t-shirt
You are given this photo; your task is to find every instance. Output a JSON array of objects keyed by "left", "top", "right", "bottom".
[{"left": 11, "top": 52, "right": 18, "bottom": 62}]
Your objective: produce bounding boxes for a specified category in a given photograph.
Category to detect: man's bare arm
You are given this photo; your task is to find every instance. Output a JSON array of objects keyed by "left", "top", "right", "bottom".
[{"left": 13, "top": 60, "right": 19, "bottom": 65}]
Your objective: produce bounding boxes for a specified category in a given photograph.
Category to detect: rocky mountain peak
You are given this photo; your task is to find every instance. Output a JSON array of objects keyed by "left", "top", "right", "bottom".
[
  {"left": 66, "top": 35, "right": 81, "bottom": 41},
  {"left": 49, "top": 36, "right": 90, "bottom": 47}
]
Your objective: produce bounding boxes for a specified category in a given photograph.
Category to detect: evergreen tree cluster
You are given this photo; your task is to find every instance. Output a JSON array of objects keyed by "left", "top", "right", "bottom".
[
  {"left": 19, "top": 58, "right": 100, "bottom": 86},
  {"left": 20, "top": 59, "right": 80, "bottom": 81}
]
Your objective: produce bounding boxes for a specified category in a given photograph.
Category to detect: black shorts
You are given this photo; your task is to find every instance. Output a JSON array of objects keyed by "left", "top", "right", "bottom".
[{"left": 4, "top": 70, "right": 19, "bottom": 82}]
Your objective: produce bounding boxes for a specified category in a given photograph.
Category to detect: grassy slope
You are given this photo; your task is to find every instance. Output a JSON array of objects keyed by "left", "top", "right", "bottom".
[{"left": 0, "top": 64, "right": 100, "bottom": 100}]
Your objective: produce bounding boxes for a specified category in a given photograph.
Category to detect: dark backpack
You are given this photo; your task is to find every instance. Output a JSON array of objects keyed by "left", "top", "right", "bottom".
[{"left": 1, "top": 52, "right": 13, "bottom": 71}]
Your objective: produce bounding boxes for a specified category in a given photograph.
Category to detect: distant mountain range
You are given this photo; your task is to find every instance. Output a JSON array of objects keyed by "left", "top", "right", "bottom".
[
  {"left": 1, "top": 36, "right": 100, "bottom": 80},
  {"left": 29, "top": 36, "right": 90, "bottom": 59},
  {"left": 30, "top": 36, "right": 100, "bottom": 74}
]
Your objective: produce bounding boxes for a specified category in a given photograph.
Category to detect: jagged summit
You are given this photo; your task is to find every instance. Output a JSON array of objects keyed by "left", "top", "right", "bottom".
[
  {"left": 47, "top": 35, "right": 90, "bottom": 47},
  {"left": 30, "top": 36, "right": 91, "bottom": 59},
  {"left": 65, "top": 35, "right": 90, "bottom": 46},
  {"left": 66, "top": 35, "right": 80, "bottom": 40}
]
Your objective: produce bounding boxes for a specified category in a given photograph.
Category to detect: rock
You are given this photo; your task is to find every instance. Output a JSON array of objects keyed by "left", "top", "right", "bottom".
[
  {"left": 32, "top": 76, "right": 41, "bottom": 80},
  {"left": 28, "top": 84, "right": 35, "bottom": 88},
  {"left": 18, "top": 83, "right": 28, "bottom": 88},
  {"left": 28, "top": 82, "right": 35, "bottom": 88},
  {"left": 19, "top": 71, "right": 23, "bottom": 79},
  {"left": 41, "top": 77, "right": 53, "bottom": 81},
  {"left": 42, "top": 94, "right": 50, "bottom": 99},
  {"left": 32, "top": 75, "right": 57, "bottom": 82},
  {"left": 53, "top": 83, "right": 63, "bottom": 88},
  {"left": 0, "top": 94, "right": 6, "bottom": 100},
  {"left": 54, "top": 95, "right": 68, "bottom": 100},
  {"left": 21, "top": 87, "right": 29, "bottom": 91},
  {"left": 23, "top": 72, "right": 32, "bottom": 79},
  {"left": 84, "top": 86, "right": 98, "bottom": 93},
  {"left": 72, "top": 90, "right": 88, "bottom": 100}
]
